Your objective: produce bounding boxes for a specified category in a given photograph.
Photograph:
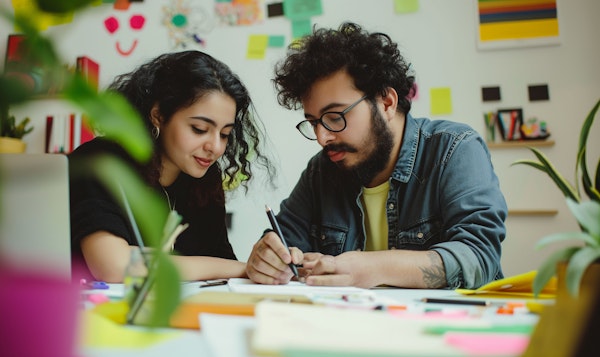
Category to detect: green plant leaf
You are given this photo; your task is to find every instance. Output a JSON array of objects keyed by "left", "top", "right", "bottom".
[
  {"left": 64, "top": 76, "right": 153, "bottom": 162},
  {"left": 535, "top": 231, "right": 596, "bottom": 250},
  {"left": 594, "top": 157, "right": 600, "bottom": 201},
  {"left": 512, "top": 148, "right": 580, "bottom": 202},
  {"left": 577, "top": 98, "right": 600, "bottom": 201},
  {"left": 566, "top": 198, "right": 600, "bottom": 238},
  {"left": 565, "top": 246, "right": 600, "bottom": 297},
  {"left": 89, "top": 155, "right": 169, "bottom": 248},
  {"left": 511, "top": 159, "right": 547, "bottom": 172},
  {"left": 147, "top": 252, "right": 181, "bottom": 327},
  {"left": 34, "top": 0, "right": 95, "bottom": 13},
  {"left": 530, "top": 147, "right": 580, "bottom": 201},
  {"left": 533, "top": 247, "right": 579, "bottom": 297}
]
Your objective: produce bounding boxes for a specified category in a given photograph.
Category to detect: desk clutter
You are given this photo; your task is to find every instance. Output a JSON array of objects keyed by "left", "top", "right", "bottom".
[{"left": 76, "top": 274, "right": 559, "bottom": 357}]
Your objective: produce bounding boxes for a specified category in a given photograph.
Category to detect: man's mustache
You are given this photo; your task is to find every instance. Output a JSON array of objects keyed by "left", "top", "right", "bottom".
[{"left": 324, "top": 143, "right": 358, "bottom": 154}]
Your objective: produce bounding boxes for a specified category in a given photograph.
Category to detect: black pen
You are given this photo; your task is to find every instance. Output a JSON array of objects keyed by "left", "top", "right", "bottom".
[
  {"left": 199, "top": 280, "right": 228, "bottom": 288},
  {"left": 265, "top": 205, "right": 299, "bottom": 277},
  {"left": 421, "top": 297, "right": 491, "bottom": 307}
]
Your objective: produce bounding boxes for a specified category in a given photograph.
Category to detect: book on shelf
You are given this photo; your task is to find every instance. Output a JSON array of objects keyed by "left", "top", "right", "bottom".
[
  {"left": 45, "top": 113, "right": 95, "bottom": 154},
  {"left": 76, "top": 56, "right": 100, "bottom": 92}
]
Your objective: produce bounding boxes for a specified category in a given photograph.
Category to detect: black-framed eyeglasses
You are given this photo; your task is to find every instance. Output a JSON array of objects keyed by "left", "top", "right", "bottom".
[{"left": 295, "top": 95, "right": 368, "bottom": 140}]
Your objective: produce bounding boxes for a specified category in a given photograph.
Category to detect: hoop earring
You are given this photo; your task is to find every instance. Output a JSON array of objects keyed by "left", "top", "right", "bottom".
[{"left": 152, "top": 126, "right": 160, "bottom": 140}]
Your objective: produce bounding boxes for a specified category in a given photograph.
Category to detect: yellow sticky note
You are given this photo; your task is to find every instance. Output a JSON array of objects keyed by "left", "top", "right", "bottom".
[
  {"left": 394, "top": 0, "right": 419, "bottom": 14},
  {"left": 81, "top": 309, "right": 180, "bottom": 348},
  {"left": 430, "top": 87, "right": 453, "bottom": 115},
  {"left": 247, "top": 34, "right": 269, "bottom": 59}
]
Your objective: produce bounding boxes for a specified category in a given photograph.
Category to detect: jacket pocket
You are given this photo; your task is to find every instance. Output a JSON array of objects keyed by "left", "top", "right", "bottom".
[
  {"left": 395, "top": 218, "right": 442, "bottom": 250},
  {"left": 310, "top": 224, "right": 347, "bottom": 256}
]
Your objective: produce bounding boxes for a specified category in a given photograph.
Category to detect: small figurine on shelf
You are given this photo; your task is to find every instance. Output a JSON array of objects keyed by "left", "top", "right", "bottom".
[{"left": 520, "top": 117, "right": 551, "bottom": 140}]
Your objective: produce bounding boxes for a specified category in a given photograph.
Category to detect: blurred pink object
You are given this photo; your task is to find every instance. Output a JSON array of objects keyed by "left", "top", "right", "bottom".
[{"left": 0, "top": 264, "right": 80, "bottom": 357}]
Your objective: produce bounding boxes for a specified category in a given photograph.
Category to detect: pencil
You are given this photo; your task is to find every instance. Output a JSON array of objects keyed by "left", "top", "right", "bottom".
[
  {"left": 421, "top": 297, "right": 491, "bottom": 306},
  {"left": 265, "top": 205, "right": 299, "bottom": 277}
]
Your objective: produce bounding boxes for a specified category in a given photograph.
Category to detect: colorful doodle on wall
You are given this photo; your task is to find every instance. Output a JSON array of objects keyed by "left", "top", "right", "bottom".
[
  {"left": 161, "top": 0, "right": 215, "bottom": 49},
  {"left": 215, "top": 0, "right": 263, "bottom": 26}
]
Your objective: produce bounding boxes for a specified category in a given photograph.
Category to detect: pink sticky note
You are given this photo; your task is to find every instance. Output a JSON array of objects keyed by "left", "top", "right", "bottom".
[{"left": 445, "top": 332, "right": 530, "bottom": 356}]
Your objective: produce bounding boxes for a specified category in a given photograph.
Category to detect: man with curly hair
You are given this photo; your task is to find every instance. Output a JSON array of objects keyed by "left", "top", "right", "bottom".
[{"left": 247, "top": 22, "right": 507, "bottom": 289}]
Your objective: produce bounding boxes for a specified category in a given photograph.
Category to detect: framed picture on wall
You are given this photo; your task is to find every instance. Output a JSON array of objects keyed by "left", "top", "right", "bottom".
[
  {"left": 475, "top": 0, "right": 561, "bottom": 50},
  {"left": 496, "top": 108, "right": 523, "bottom": 141}
]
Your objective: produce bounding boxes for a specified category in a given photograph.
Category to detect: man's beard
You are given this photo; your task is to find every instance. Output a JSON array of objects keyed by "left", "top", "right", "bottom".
[{"left": 325, "top": 105, "right": 394, "bottom": 186}]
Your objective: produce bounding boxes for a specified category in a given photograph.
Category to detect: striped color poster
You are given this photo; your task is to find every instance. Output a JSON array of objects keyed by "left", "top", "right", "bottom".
[{"left": 477, "top": 0, "right": 560, "bottom": 49}]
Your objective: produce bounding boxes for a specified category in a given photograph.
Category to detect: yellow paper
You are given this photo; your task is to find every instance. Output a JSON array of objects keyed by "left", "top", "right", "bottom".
[
  {"left": 456, "top": 270, "right": 557, "bottom": 299},
  {"left": 430, "top": 87, "right": 452, "bottom": 115}
]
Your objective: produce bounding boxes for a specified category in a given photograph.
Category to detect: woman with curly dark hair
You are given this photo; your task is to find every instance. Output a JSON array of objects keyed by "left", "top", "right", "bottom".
[{"left": 69, "top": 50, "right": 274, "bottom": 282}]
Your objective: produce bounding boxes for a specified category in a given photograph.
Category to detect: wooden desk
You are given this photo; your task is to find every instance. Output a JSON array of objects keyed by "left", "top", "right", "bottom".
[{"left": 80, "top": 282, "right": 542, "bottom": 357}]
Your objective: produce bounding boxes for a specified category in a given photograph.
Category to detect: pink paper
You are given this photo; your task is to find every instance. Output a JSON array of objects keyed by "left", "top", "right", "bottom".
[{"left": 445, "top": 332, "right": 530, "bottom": 356}]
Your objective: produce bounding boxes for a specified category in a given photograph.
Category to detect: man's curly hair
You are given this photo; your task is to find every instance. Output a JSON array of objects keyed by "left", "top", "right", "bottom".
[{"left": 274, "top": 22, "right": 415, "bottom": 114}]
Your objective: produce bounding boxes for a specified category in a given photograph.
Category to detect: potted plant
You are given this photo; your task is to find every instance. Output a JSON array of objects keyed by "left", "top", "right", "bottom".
[
  {"left": 1, "top": 0, "right": 181, "bottom": 328},
  {"left": 512, "top": 98, "right": 600, "bottom": 298},
  {"left": 0, "top": 104, "right": 33, "bottom": 153}
]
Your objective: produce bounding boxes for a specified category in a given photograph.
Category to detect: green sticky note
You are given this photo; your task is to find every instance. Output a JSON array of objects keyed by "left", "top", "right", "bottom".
[
  {"left": 268, "top": 35, "right": 286, "bottom": 48},
  {"left": 291, "top": 19, "right": 312, "bottom": 39},
  {"left": 247, "top": 34, "right": 269, "bottom": 59},
  {"left": 283, "top": 0, "right": 322, "bottom": 20},
  {"left": 394, "top": 0, "right": 419, "bottom": 13},
  {"left": 430, "top": 87, "right": 453, "bottom": 115}
]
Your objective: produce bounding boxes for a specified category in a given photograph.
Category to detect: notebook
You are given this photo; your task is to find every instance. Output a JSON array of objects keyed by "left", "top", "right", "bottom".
[{"left": 0, "top": 153, "right": 71, "bottom": 278}]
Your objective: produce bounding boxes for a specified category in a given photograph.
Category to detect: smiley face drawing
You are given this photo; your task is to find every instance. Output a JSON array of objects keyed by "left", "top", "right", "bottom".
[{"left": 103, "top": 13, "right": 146, "bottom": 56}]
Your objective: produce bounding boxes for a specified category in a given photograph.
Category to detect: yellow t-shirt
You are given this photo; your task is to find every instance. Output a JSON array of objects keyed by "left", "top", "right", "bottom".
[{"left": 361, "top": 181, "right": 390, "bottom": 251}]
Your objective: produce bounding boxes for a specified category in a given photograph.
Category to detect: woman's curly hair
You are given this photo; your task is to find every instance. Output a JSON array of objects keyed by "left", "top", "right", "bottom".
[
  {"left": 109, "top": 50, "right": 274, "bottom": 205},
  {"left": 274, "top": 22, "right": 415, "bottom": 114}
]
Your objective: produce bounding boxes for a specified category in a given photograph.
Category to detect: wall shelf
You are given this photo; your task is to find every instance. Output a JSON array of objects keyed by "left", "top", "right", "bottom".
[
  {"left": 487, "top": 140, "right": 555, "bottom": 149},
  {"left": 508, "top": 209, "right": 558, "bottom": 216}
]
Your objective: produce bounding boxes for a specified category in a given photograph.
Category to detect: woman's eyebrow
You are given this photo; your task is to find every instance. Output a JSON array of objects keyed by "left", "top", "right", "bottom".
[{"left": 190, "top": 116, "right": 235, "bottom": 128}]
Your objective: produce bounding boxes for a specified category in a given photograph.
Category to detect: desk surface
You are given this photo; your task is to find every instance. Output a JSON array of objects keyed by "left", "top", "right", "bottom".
[{"left": 80, "top": 281, "right": 542, "bottom": 357}]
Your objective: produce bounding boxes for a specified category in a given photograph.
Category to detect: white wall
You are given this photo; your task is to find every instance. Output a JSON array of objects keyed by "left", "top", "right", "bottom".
[{"left": 1, "top": 0, "right": 599, "bottom": 277}]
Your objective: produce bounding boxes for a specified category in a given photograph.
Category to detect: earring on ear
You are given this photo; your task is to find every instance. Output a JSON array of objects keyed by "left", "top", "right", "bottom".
[{"left": 152, "top": 126, "right": 160, "bottom": 140}]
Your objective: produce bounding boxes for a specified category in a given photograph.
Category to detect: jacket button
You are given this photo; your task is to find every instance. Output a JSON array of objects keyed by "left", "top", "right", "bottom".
[
  {"left": 321, "top": 234, "right": 326, "bottom": 240},
  {"left": 417, "top": 232, "right": 424, "bottom": 239},
  {"left": 388, "top": 203, "right": 395, "bottom": 209}
]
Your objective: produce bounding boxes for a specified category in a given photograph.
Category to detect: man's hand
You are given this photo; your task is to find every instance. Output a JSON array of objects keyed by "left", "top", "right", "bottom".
[
  {"left": 245, "top": 231, "right": 303, "bottom": 284},
  {"left": 302, "top": 250, "right": 447, "bottom": 289},
  {"left": 302, "top": 251, "right": 378, "bottom": 288}
]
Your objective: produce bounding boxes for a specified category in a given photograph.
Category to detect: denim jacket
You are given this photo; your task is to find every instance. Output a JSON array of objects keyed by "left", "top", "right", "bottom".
[{"left": 275, "top": 114, "right": 507, "bottom": 289}]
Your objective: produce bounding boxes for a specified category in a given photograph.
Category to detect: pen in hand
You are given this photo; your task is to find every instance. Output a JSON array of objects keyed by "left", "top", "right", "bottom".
[{"left": 265, "top": 205, "right": 299, "bottom": 278}]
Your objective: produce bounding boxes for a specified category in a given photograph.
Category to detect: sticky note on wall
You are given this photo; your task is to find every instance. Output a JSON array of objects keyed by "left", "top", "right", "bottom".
[
  {"left": 430, "top": 87, "right": 453, "bottom": 115},
  {"left": 247, "top": 35, "right": 269, "bottom": 59},
  {"left": 394, "top": 0, "right": 419, "bottom": 14}
]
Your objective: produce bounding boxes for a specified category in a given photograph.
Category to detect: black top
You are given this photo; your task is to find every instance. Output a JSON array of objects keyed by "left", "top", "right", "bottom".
[{"left": 68, "top": 137, "right": 236, "bottom": 278}]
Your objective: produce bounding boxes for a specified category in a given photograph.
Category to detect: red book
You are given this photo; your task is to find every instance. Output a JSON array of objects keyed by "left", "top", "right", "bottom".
[
  {"left": 76, "top": 56, "right": 100, "bottom": 92},
  {"left": 80, "top": 115, "right": 95, "bottom": 145}
]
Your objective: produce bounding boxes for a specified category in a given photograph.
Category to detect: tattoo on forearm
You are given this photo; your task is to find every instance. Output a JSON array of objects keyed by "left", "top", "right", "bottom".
[{"left": 420, "top": 251, "right": 446, "bottom": 288}]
